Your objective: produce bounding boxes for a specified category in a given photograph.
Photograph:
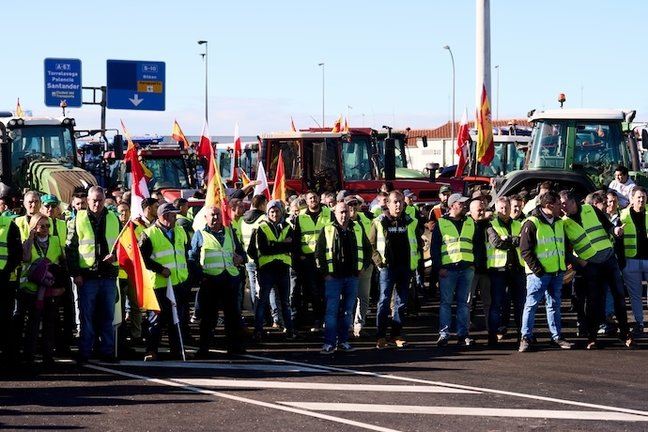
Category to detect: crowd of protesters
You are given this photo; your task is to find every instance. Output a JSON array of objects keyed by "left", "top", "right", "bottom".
[{"left": 0, "top": 163, "right": 645, "bottom": 367}]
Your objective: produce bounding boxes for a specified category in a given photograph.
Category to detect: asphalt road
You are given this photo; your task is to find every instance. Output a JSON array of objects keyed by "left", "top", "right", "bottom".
[{"left": 2, "top": 298, "right": 647, "bottom": 432}]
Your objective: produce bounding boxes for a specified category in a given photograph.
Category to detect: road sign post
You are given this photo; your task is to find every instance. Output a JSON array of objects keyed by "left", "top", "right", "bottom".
[
  {"left": 44, "top": 58, "right": 82, "bottom": 108},
  {"left": 106, "top": 60, "right": 165, "bottom": 111}
]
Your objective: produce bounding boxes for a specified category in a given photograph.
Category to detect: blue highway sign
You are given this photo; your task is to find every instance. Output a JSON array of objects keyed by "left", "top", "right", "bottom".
[
  {"left": 44, "top": 58, "right": 82, "bottom": 107},
  {"left": 107, "top": 60, "right": 165, "bottom": 111}
]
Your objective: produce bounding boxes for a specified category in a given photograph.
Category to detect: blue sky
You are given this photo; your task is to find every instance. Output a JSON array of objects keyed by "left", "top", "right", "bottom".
[{"left": 4, "top": 1, "right": 647, "bottom": 136}]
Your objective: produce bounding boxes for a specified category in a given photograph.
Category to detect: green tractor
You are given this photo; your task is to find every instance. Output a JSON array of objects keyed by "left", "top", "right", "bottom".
[
  {"left": 0, "top": 113, "right": 97, "bottom": 208},
  {"left": 493, "top": 108, "right": 647, "bottom": 199}
]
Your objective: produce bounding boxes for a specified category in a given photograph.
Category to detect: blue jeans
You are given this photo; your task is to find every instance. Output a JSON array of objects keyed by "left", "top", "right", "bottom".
[
  {"left": 324, "top": 276, "right": 359, "bottom": 346},
  {"left": 245, "top": 261, "right": 260, "bottom": 311},
  {"left": 256, "top": 262, "right": 293, "bottom": 333},
  {"left": 520, "top": 272, "right": 563, "bottom": 340},
  {"left": 438, "top": 267, "right": 474, "bottom": 339},
  {"left": 376, "top": 265, "right": 412, "bottom": 339},
  {"left": 622, "top": 258, "right": 648, "bottom": 327},
  {"left": 78, "top": 277, "right": 118, "bottom": 358}
]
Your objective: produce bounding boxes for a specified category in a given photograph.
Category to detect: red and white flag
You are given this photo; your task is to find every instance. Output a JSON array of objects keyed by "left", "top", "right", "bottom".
[
  {"left": 120, "top": 120, "right": 150, "bottom": 219},
  {"left": 232, "top": 122, "right": 241, "bottom": 184},
  {"left": 254, "top": 161, "right": 271, "bottom": 200},
  {"left": 454, "top": 108, "right": 471, "bottom": 177},
  {"left": 197, "top": 121, "right": 213, "bottom": 162}
]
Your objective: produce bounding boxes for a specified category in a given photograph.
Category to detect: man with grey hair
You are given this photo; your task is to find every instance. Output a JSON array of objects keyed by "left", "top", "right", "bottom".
[{"left": 67, "top": 186, "right": 121, "bottom": 364}]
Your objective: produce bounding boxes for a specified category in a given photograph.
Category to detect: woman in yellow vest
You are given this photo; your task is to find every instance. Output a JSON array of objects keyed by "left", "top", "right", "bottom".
[
  {"left": 188, "top": 205, "right": 247, "bottom": 357},
  {"left": 15, "top": 214, "right": 66, "bottom": 365}
]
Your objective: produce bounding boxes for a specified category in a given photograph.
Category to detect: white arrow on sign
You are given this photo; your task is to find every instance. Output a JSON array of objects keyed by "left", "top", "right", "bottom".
[{"left": 129, "top": 94, "right": 144, "bottom": 106}]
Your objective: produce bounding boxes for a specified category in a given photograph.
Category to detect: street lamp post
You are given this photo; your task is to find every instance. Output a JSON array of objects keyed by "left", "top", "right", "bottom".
[
  {"left": 198, "top": 40, "right": 209, "bottom": 123},
  {"left": 318, "top": 62, "right": 325, "bottom": 128},
  {"left": 494, "top": 64, "right": 500, "bottom": 121},
  {"left": 442, "top": 45, "right": 456, "bottom": 164}
]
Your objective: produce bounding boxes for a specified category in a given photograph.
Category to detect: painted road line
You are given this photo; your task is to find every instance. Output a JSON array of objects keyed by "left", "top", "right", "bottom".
[
  {"left": 241, "top": 353, "right": 648, "bottom": 418},
  {"left": 114, "top": 360, "right": 323, "bottom": 373},
  {"left": 279, "top": 402, "right": 648, "bottom": 422},
  {"left": 174, "top": 378, "right": 478, "bottom": 393},
  {"left": 86, "top": 364, "right": 403, "bottom": 432}
]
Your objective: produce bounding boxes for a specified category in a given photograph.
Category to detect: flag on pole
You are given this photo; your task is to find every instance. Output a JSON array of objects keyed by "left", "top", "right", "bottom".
[
  {"left": 455, "top": 108, "right": 472, "bottom": 177},
  {"left": 476, "top": 84, "right": 494, "bottom": 165},
  {"left": 272, "top": 149, "right": 286, "bottom": 202},
  {"left": 121, "top": 120, "right": 150, "bottom": 219},
  {"left": 166, "top": 279, "right": 179, "bottom": 325},
  {"left": 117, "top": 221, "right": 160, "bottom": 311},
  {"left": 343, "top": 117, "right": 349, "bottom": 133},
  {"left": 239, "top": 168, "right": 251, "bottom": 187},
  {"left": 254, "top": 161, "right": 271, "bottom": 200},
  {"left": 16, "top": 98, "right": 23, "bottom": 118},
  {"left": 171, "top": 120, "right": 191, "bottom": 150},
  {"left": 204, "top": 148, "right": 232, "bottom": 227},
  {"left": 290, "top": 116, "right": 297, "bottom": 132},
  {"left": 331, "top": 115, "right": 342, "bottom": 133},
  {"left": 197, "top": 121, "right": 213, "bottom": 161},
  {"left": 232, "top": 122, "right": 241, "bottom": 184}
]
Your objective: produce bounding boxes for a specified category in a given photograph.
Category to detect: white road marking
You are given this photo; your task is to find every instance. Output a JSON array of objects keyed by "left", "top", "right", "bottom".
[
  {"left": 280, "top": 402, "right": 648, "bottom": 422},
  {"left": 242, "top": 353, "right": 648, "bottom": 418},
  {"left": 115, "top": 360, "right": 323, "bottom": 373},
  {"left": 86, "top": 364, "right": 403, "bottom": 432},
  {"left": 174, "top": 378, "right": 478, "bottom": 393}
]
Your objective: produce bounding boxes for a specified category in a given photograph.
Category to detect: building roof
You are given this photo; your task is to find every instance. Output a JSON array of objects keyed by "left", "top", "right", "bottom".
[{"left": 406, "top": 118, "right": 531, "bottom": 142}]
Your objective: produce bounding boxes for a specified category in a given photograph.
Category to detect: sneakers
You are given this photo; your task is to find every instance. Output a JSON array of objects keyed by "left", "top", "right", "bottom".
[
  {"left": 518, "top": 337, "right": 532, "bottom": 353},
  {"left": 625, "top": 336, "right": 638, "bottom": 349},
  {"left": 392, "top": 337, "right": 407, "bottom": 348},
  {"left": 337, "top": 342, "right": 355, "bottom": 352},
  {"left": 551, "top": 338, "right": 574, "bottom": 350},
  {"left": 143, "top": 351, "right": 158, "bottom": 362},
  {"left": 376, "top": 337, "right": 389, "bottom": 349},
  {"left": 320, "top": 344, "right": 335, "bottom": 355},
  {"left": 458, "top": 337, "right": 475, "bottom": 347},
  {"left": 436, "top": 336, "right": 449, "bottom": 347},
  {"left": 353, "top": 323, "right": 362, "bottom": 338},
  {"left": 586, "top": 341, "right": 599, "bottom": 350}
]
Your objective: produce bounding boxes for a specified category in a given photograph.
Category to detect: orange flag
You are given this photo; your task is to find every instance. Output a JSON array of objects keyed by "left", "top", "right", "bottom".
[
  {"left": 343, "top": 117, "right": 349, "bottom": 133},
  {"left": 16, "top": 98, "right": 23, "bottom": 118},
  {"left": 120, "top": 120, "right": 151, "bottom": 219},
  {"left": 272, "top": 149, "right": 286, "bottom": 202},
  {"left": 239, "top": 168, "right": 251, "bottom": 187},
  {"left": 331, "top": 115, "right": 342, "bottom": 133},
  {"left": 205, "top": 149, "right": 232, "bottom": 227},
  {"left": 171, "top": 120, "right": 191, "bottom": 150},
  {"left": 117, "top": 221, "right": 160, "bottom": 311}
]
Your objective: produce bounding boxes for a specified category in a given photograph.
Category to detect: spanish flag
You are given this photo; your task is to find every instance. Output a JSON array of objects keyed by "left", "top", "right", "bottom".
[
  {"left": 476, "top": 84, "right": 494, "bottom": 165},
  {"left": 239, "top": 168, "right": 251, "bottom": 187},
  {"left": 117, "top": 221, "right": 160, "bottom": 311},
  {"left": 171, "top": 120, "right": 191, "bottom": 150}
]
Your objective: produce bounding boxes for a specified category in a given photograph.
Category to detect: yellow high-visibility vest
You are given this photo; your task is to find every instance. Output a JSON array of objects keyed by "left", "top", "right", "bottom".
[
  {"left": 144, "top": 225, "right": 189, "bottom": 288},
  {"left": 486, "top": 217, "right": 522, "bottom": 269},
  {"left": 438, "top": 217, "right": 475, "bottom": 266},
  {"left": 525, "top": 216, "right": 566, "bottom": 273}
]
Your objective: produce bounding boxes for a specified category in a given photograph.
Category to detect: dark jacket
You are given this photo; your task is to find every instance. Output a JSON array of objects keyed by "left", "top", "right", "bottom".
[
  {"left": 370, "top": 212, "right": 421, "bottom": 269},
  {"left": 486, "top": 216, "right": 522, "bottom": 269},
  {"left": 140, "top": 221, "right": 190, "bottom": 277},
  {"left": 520, "top": 207, "right": 571, "bottom": 277}
]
